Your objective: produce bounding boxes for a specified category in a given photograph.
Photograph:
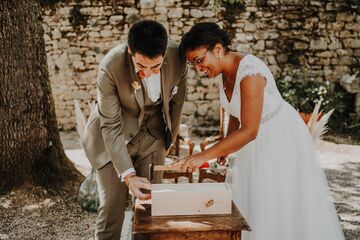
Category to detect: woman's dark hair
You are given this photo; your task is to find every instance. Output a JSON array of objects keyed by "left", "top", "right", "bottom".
[
  {"left": 128, "top": 20, "right": 168, "bottom": 58},
  {"left": 179, "top": 22, "right": 231, "bottom": 60}
]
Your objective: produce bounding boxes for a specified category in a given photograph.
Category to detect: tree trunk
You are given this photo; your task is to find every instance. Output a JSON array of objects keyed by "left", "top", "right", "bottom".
[{"left": 0, "top": 0, "right": 80, "bottom": 192}]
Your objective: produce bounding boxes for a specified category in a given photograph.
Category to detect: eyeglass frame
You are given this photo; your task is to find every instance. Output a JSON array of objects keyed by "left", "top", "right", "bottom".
[{"left": 186, "top": 46, "right": 213, "bottom": 68}]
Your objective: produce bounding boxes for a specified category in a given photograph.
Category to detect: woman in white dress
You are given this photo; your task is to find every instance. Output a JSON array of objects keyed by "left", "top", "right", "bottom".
[{"left": 174, "top": 22, "right": 345, "bottom": 240}]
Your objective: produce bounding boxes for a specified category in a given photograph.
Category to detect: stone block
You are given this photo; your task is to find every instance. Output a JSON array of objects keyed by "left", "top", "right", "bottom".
[
  {"left": 73, "top": 60, "right": 85, "bottom": 70},
  {"left": 294, "top": 41, "right": 308, "bottom": 50},
  {"left": 72, "top": 90, "right": 92, "bottom": 100},
  {"left": 203, "top": 10, "right": 215, "bottom": 18},
  {"left": 336, "top": 49, "right": 352, "bottom": 56},
  {"left": 276, "top": 54, "right": 288, "bottom": 64},
  {"left": 339, "top": 57, "right": 357, "bottom": 65},
  {"left": 165, "top": 0, "right": 175, "bottom": 7},
  {"left": 109, "top": 15, "right": 124, "bottom": 25},
  {"left": 344, "top": 39, "right": 360, "bottom": 48},
  {"left": 246, "top": 7, "right": 258, "bottom": 12},
  {"left": 310, "top": 38, "right": 328, "bottom": 50},
  {"left": 337, "top": 12, "right": 354, "bottom": 22},
  {"left": 168, "top": 8, "right": 183, "bottom": 19},
  {"left": 354, "top": 49, "right": 360, "bottom": 57},
  {"left": 235, "top": 33, "right": 253, "bottom": 42},
  {"left": 156, "top": 15, "right": 168, "bottom": 22},
  {"left": 254, "top": 31, "right": 268, "bottom": 40},
  {"left": 140, "top": 0, "right": 155, "bottom": 9},
  {"left": 196, "top": 103, "right": 208, "bottom": 116},
  {"left": 328, "top": 39, "right": 342, "bottom": 50},
  {"left": 268, "top": 56, "right": 277, "bottom": 65},
  {"left": 155, "top": 7, "right": 167, "bottom": 14},
  {"left": 190, "top": 9, "right": 203, "bottom": 18},
  {"left": 345, "top": 23, "right": 360, "bottom": 32},
  {"left": 187, "top": 92, "right": 203, "bottom": 101},
  {"left": 340, "top": 31, "right": 356, "bottom": 38},
  {"left": 253, "top": 40, "right": 265, "bottom": 50},
  {"left": 100, "top": 30, "right": 113, "bottom": 37},
  {"left": 183, "top": 102, "right": 196, "bottom": 115},
  {"left": 124, "top": 7, "right": 139, "bottom": 15},
  {"left": 142, "top": 9, "right": 155, "bottom": 16},
  {"left": 155, "top": 0, "right": 167, "bottom": 7},
  {"left": 265, "top": 41, "right": 276, "bottom": 49},
  {"left": 269, "top": 65, "right": 281, "bottom": 75},
  {"left": 88, "top": 31, "right": 100, "bottom": 38},
  {"left": 316, "top": 51, "right": 333, "bottom": 58},
  {"left": 52, "top": 29, "right": 62, "bottom": 40},
  {"left": 244, "top": 22, "right": 256, "bottom": 32},
  {"left": 319, "top": 58, "right": 331, "bottom": 65}
]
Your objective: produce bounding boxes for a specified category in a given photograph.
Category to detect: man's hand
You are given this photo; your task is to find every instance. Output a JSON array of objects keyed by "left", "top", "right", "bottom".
[{"left": 125, "top": 174, "right": 152, "bottom": 200}]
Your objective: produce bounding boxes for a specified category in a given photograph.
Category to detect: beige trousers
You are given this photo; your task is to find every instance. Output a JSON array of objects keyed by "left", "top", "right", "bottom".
[{"left": 95, "top": 131, "right": 166, "bottom": 240}]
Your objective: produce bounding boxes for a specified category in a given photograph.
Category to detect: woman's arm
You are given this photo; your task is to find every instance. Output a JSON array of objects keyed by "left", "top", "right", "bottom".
[
  {"left": 226, "top": 114, "right": 240, "bottom": 136},
  {"left": 176, "top": 74, "right": 266, "bottom": 171}
]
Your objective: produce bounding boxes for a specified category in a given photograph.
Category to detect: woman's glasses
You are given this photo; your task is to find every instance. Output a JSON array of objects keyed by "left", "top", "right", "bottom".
[{"left": 186, "top": 48, "right": 210, "bottom": 68}]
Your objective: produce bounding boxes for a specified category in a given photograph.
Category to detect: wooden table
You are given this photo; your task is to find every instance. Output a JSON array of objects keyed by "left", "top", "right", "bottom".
[{"left": 132, "top": 201, "right": 251, "bottom": 240}]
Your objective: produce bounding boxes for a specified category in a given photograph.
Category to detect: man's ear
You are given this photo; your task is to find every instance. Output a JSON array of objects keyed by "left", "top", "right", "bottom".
[{"left": 127, "top": 47, "right": 132, "bottom": 55}]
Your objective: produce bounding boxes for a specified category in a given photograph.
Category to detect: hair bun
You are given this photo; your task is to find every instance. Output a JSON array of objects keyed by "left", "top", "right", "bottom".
[{"left": 220, "top": 29, "right": 231, "bottom": 47}]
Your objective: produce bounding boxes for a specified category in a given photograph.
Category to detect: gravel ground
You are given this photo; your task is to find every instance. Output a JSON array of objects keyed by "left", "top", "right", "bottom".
[{"left": 0, "top": 131, "right": 359, "bottom": 240}]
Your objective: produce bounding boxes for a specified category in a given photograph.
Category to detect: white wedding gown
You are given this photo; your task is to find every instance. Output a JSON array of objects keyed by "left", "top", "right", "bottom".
[{"left": 221, "top": 55, "right": 345, "bottom": 240}]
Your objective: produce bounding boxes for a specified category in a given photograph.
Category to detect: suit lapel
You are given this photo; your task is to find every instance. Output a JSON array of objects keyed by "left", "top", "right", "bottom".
[
  {"left": 127, "top": 52, "right": 144, "bottom": 127},
  {"left": 161, "top": 57, "right": 172, "bottom": 131}
]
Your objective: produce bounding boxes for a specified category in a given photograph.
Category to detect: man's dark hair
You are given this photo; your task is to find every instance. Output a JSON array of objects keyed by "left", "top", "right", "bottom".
[
  {"left": 179, "top": 22, "right": 231, "bottom": 60},
  {"left": 128, "top": 20, "right": 168, "bottom": 58}
]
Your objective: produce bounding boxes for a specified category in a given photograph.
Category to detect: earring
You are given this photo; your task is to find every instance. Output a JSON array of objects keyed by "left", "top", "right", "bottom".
[{"left": 218, "top": 54, "right": 222, "bottom": 59}]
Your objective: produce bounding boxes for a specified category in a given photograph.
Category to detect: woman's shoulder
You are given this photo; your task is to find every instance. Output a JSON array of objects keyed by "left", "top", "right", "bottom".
[
  {"left": 239, "top": 54, "right": 264, "bottom": 66},
  {"left": 236, "top": 54, "right": 265, "bottom": 79}
]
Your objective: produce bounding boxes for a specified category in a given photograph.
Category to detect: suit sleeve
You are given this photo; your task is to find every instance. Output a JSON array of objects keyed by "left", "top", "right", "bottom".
[
  {"left": 169, "top": 64, "right": 188, "bottom": 143},
  {"left": 96, "top": 66, "right": 134, "bottom": 176}
]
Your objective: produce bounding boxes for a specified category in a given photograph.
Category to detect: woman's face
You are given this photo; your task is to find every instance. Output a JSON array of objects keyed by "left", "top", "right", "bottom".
[{"left": 185, "top": 47, "right": 222, "bottom": 77}]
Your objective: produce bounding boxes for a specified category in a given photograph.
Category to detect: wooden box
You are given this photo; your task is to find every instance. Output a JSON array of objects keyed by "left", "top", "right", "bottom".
[{"left": 151, "top": 183, "right": 232, "bottom": 216}]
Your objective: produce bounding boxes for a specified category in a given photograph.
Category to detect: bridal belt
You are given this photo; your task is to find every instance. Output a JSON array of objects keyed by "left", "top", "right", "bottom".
[{"left": 261, "top": 101, "right": 283, "bottom": 124}]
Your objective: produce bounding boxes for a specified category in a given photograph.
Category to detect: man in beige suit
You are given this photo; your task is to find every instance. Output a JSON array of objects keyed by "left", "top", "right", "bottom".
[{"left": 82, "top": 20, "right": 187, "bottom": 239}]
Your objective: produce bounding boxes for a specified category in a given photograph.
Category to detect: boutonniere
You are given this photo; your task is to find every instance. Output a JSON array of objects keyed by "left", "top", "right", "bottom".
[{"left": 131, "top": 81, "right": 141, "bottom": 93}]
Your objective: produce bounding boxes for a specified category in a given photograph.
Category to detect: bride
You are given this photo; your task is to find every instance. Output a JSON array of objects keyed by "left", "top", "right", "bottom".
[{"left": 173, "top": 22, "right": 345, "bottom": 240}]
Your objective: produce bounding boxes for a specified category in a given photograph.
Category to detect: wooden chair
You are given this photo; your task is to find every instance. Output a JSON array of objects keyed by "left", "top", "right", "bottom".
[
  {"left": 162, "top": 124, "right": 195, "bottom": 183},
  {"left": 198, "top": 168, "right": 226, "bottom": 183},
  {"left": 198, "top": 107, "right": 229, "bottom": 183}
]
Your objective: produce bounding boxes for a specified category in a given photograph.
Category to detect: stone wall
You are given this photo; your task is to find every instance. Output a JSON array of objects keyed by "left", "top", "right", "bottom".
[{"left": 42, "top": 0, "right": 360, "bottom": 133}]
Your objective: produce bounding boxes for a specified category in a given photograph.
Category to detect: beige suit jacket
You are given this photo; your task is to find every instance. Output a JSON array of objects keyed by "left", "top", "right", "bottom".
[{"left": 82, "top": 40, "right": 187, "bottom": 176}]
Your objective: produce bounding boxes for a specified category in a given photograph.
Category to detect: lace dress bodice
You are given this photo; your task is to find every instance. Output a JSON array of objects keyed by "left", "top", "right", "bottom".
[{"left": 220, "top": 54, "right": 283, "bottom": 124}]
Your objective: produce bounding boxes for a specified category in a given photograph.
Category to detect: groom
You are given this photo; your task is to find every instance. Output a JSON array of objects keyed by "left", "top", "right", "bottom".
[{"left": 82, "top": 20, "right": 188, "bottom": 239}]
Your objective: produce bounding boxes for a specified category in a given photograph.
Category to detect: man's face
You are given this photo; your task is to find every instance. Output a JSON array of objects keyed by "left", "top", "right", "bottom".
[{"left": 129, "top": 49, "right": 164, "bottom": 79}]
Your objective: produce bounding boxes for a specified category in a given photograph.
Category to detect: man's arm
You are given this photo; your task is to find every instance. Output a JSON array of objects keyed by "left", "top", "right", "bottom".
[
  {"left": 96, "top": 66, "right": 134, "bottom": 176},
  {"left": 97, "top": 66, "right": 152, "bottom": 200},
  {"left": 169, "top": 65, "right": 188, "bottom": 143}
]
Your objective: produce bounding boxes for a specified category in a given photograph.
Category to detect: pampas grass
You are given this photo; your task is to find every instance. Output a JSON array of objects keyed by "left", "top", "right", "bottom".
[
  {"left": 307, "top": 100, "right": 334, "bottom": 142},
  {"left": 74, "top": 100, "right": 95, "bottom": 139}
]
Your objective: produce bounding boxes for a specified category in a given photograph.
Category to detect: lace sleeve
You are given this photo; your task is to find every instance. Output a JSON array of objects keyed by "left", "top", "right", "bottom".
[{"left": 238, "top": 58, "right": 267, "bottom": 83}]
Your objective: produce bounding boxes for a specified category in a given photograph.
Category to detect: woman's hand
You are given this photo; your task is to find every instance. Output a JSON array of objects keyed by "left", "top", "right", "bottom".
[
  {"left": 169, "top": 158, "right": 187, "bottom": 172},
  {"left": 182, "top": 155, "right": 205, "bottom": 172},
  {"left": 171, "top": 155, "right": 206, "bottom": 173}
]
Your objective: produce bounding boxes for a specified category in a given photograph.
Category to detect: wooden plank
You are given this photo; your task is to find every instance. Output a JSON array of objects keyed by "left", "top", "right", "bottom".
[
  {"left": 133, "top": 201, "right": 251, "bottom": 234},
  {"left": 134, "top": 231, "right": 241, "bottom": 240},
  {"left": 151, "top": 183, "right": 232, "bottom": 216},
  {"left": 153, "top": 165, "right": 185, "bottom": 172}
]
